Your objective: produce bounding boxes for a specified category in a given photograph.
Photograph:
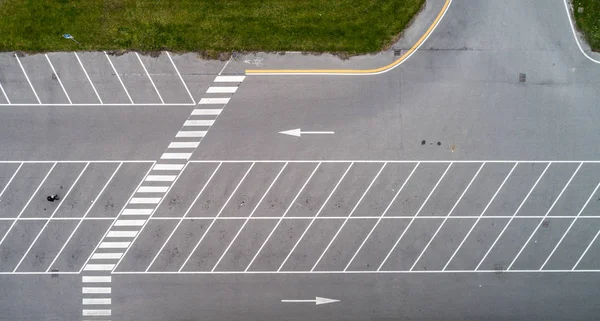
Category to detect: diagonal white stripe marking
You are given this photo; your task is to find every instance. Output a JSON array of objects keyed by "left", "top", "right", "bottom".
[
  {"left": 107, "top": 231, "right": 138, "bottom": 238},
  {"left": 45, "top": 54, "right": 72, "bottom": 104},
  {"left": 74, "top": 52, "right": 103, "bottom": 104},
  {"left": 0, "top": 82, "right": 11, "bottom": 104},
  {"left": 176, "top": 131, "right": 207, "bottom": 138},
  {"left": 83, "top": 298, "right": 111, "bottom": 305},
  {"left": 192, "top": 109, "right": 222, "bottom": 115},
  {"left": 138, "top": 186, "right": 169, "bottom": 193},
  {"left": 161, "top": 153, "right": 192, "bottom": 160},
  {"left": 91, "top": 253, "right": 123, "bottom": 260},
  {"left": 206, "top": 87, "right": 237, "bottom": 94},
  {"left": 153, "top": 164, "right": 185, "bottom": 171},
  {"left": 82, "top": 276, "right": 111, "bottom": 283},
  {"left": 135, "top": 52, "right": 164, "bottom": 104},
  {"left": 122, "top": 209, "right": 153, "bottom": 215},
  {"left": 168, "top": 142, "right": 200, "bottom": 149},
  {"left": 104, "top": 51, "right": 134, "bottom": 104},
  {"left": 130, "top": 198, "right": 161, "bottom": 204},
  {"left": 99, "top": 242, "right": 130, "bottom": 249},
  {"left": 15, "top": 54, "right": 41, "bottom": 104},
  {"left": 82, "top": 287, "right": 111, "bottom": 294},
  {"left": 114, "top": 220, "right": 146, "bottom": 226},
  {"left": 199, "top": 98, "right": 230, "bottom": 104},
  {"left": 145, "top": 175, "right": 177, "bottom": 182},
  {"left": 184, "top": 120, "right": 215, "bottom": 127},
  {"left": 573, "top": 229, "right": 600, "bottom": 270},
  {"left": 214, "top": 76, "right": 246, "bottom": 82},
  {"left": 166, "top": 51, "right": 196, "bottom": 104},
  {"left": 82, "top": 309, "right": 111, "bottom": 316},
  {"left": 83, "top": 264, "right": 115, "bottom": 271}
]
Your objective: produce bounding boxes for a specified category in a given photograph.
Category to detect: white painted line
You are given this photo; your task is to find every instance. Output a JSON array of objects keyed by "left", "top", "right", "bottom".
[
  {"left": 107, "top": 231, "right": 138, "bottom": 238},
  {"left": 146, "top": 163, "right": 222, "bottom": 272},
  {"left": 443, "top": 162, "right": 519, "bottom": 271},
  {"left": 214, "top": 75, "right": 246, "bottom": 82},
  {"left": 110, "top": 269, "right": 600, "bottom": 274},
  {"left": 562, "top": 0, "right": 600, "bottom": 64},
  {"left": 573, "top": 230, "right": 600, "bottom": 270},
  {"left": 112, "top": 163, "right": 190, "bottom": 272},
  {"left": 14, "top": 54, "right": 41, "bottom": 104},
  {"left": 99, "top": 242, "right": 131, "bottom": 249},
  {"left": 312, "top": 163, "right": 388, "bottom": 271},
  {"left": 135, "top": 52, "right": 164, "bottom": 104},
  {"left": 410, "top": 163, "right": 486, "bottom": 271},
  {"left": 218, "top": 58, "right": 232, "bottom": 76},
  {"left": 176, "top": 131, "right": 207, "bottom": 138},
  {"left": 212, "top": 163, "right": 289, "bottom": 272},
  {"left": 82, "top": 276, "right": 111, "bottom": 283},
  {"left": 153, "top": 164, "right": 185, "bottom": 171},
  {"left": 161, "top": 153, "right": 192, "bottom": 160},
  {"left": 168, "top": 142, "right": 200, "bottom": 149},
  {"left": 541, "top": 181, "right": 600, "bottom": 270},
  {"left": 14, "top": 163, "right": 90, "bottom": 272},
  {"left": 91, "top": 253, "right": 123, "bottom": 260},
  {"left": 0, "top": 163, "right": 22, "bottom": 199},
  {"left": 245, "top": 162, "right": 322, "bottom": 272},
  {"left": 83, "top": 264, "right": 115, "bottom": 271},
  {"left": 0, "top": 163, "right": 56, "bottom": 250},
  {"left": 507, "top": 163, "right": 583, "bottom": 270},
  {"left": 122, "top": 208, "right": 153, "bottom": 215},
  {"left": 184, "top": 120, "right": 215, "bottom": 127},
  {"left": 45, "top": 54, "right": 72, "bottom": 104},
  {"left": 179, "top": 163, "right": 255, "bottom": 272},
  {"left": 145, "top": 175, "right": 177, "bottom": 182},
  {"left": 206, "top": 87, "right": 237, "bottom": 94},
  {"left": 130, "top": 197, "right": 161, "bottom": 204},
  {"left": 198, "top": 98, "right": 230, "bottom": 104},
  {"left": 378, "top": 163, "right": 453, "bottom": 271},
  {"left": 82, "top": 287, "right": 111, "bottom": 294},
  {"left": 104, "top": 51, "right": 134, "bottom": 104},
  {"left": 474, "top": 163, "right": 553, "bottom": 271},
  {"left": 166, "top": 51, "right": 196, "bottom": 104},
  {"left": 0, "top": 82, "right": 11, "bottom": 104},
  {"left": 73, "top": 52, "right": 103, "bottom": 104},
  {"left": 47, "top": 163, "right": 123, "bottom": 272},
  {"left": 138, "top": 186, "right": 169, "bottom": 193},
  {"left": 83, "top": 298, "right": 111, "bottom": 305},
  {"left": 114, "top": 220, "right": 146, "bottom": 226},
  {"left": 82, "top": 309, "right": 111, "bottom": 316},
  {"left": 344, "top": 163, "right": 420, "bottom": 271},
  {"left": 191, "top": 108, "right": 222, "bottom": 115},
  {"left": 278, "top": 163, "right": 354, "bottom": 272}
]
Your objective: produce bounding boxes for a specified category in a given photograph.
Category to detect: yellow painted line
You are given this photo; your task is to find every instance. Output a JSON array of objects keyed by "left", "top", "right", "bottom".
[{"left": 246, "top": 0, "right": 451, "bottom": 75}]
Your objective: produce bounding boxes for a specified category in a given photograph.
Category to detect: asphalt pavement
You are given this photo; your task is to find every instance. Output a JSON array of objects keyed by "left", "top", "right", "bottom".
[{"left": 2, "top": 0, "right": 600, "bottom": 320}]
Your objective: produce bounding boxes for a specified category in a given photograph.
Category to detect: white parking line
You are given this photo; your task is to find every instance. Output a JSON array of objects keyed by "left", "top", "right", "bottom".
[
  {"left": 508, "top": 163, "right": 583, "bottom": 270},
  {"left": 212, "top": 163, "right": 288, "bottom": 272},
  {"left": 138, "top": 186, "right": 169, "bottom": 193},
  {"left": 409, "top": 162, "right": 485, "bottom": 271},
  {"left": 214, "top": 76, "right": 246, "bottom": 82},
  {"left": 191, "top": 109, "right": 222, "bottom": 115},
  {"left": 206, "top": 87, "right": 238, "bottom": 94},
  {"left": 179, "top": 163, "right": 255, "bottom": 272},
  {"left": 45, "top": 54, "right": 72, "bottom": 104},
  {"left": 344, "top": 163, "right": 419, "bottom": 271},
  {"left": 73, "top": 52, "right": 103, "bottom": 104},
  {"left": 311, "top": 162, "right": 387, "bottom": 271},
  {"left": 475, "top": 162, "right": 552, "bottom": 271},
  {"left": 0, "top": 163, "right": 22, "bottom": 199},
  {"left": 14, "top": 54, "right": 41, "bottom": 104},
  {"left": 0, "top": 82, "right": 10, "bottom": 104},
  {"left": 104, "top": 51, "right": 134, "bottom": 104},
  {"left": 0, "top": 162, "right": 56, "bottom": 250},
  {"left": 47, "top": 163, "right": 122, "bottom": 272},
  {"left": 145, "top": 163, "right": 222, "bottom": 272},
  {"left": 245, "top": 163, "right": 321, "bottom": 272},
  {"left": 184, "top": 120, "right": 215, "bottom": 127},
  {"left": 14, "top": 163, "right": 89, "bottom": 272},
  {"left": 166, "top": 51, "right": 195, "bottom": 104},
  {"left": 135, "top": 53, "right": 164, "bottom": 104},
  {"left": 378, "top": 163, "right": 453, "bottom": 271},
  {"left": 443, "top": 162, "right": 519, "bottom": 271},
  {"left": 278, "top": 163, "right": 354, "bottom": 272},
  {"left": 198, "top": 98, "right": 230, "bottom": 105},
  {"left": 573, "top": 230, "right": 600, "bottom": 270},
  {"left": 541, "top": 182, "right": 600, "bottom": 270}
]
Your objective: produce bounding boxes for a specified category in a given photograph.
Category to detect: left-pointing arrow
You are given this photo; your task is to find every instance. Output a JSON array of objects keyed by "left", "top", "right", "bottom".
[{"left": 281, "top": 297, "right": 340, "bottom": 305}]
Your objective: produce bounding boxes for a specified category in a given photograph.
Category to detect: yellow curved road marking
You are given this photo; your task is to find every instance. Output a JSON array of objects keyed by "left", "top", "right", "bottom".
[{"left": 246, "top": 0, "right": 451, "bottom": 75}]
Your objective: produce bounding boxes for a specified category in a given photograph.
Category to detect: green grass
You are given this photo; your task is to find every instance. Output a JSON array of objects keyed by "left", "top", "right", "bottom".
[
  {"left": 0, "top": 0, "right": 425, "bottom": 56},
  {"left": 573, "top": 0, "right": 600, "bottom": 51}
]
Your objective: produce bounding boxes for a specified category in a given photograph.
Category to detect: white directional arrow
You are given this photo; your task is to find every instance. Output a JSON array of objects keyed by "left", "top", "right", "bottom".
[
  {"left": 281, "top": 297, "right": 340, "bottom": 305},
  {"left": 279, "top": 128, "right": 334, "bottom": 137}
]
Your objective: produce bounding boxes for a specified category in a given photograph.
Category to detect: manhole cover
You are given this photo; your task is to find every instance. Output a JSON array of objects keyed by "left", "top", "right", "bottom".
[{"left": 519, "top": 73, "right": 526, "bottom": 82}]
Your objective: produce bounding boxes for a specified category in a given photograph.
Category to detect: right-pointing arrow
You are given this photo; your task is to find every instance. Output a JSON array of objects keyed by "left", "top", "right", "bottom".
[{"left": 281, "top": 296, "right": 340, "bottom": 305}]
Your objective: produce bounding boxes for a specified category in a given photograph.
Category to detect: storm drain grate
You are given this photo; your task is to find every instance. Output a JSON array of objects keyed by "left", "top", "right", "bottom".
[
  {"left": 519, "top": 73, "right": 526, "bottom": 83},
  {"left": 494, "top": 264, "right": 504, "bottom": 274},
  {"left": 51, "top": 267, "right": 59, "bottom": 278},
  {"left": 394, "top": 49, "right": 402, "bottom": 56}
]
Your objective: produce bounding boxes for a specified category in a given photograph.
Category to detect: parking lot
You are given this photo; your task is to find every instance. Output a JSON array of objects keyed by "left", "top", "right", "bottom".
[{"left": 5, "top": 160, "right": 598, "bottom": 275}]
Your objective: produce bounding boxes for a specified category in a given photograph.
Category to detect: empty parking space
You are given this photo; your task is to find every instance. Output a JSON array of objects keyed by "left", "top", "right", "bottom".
[
  {"left": 19, "top": 55, "right": 69, "bottom": 104},
  {"left": 109, "top": 54, "right": 162, "bottom": 104},
  {"left": 45, "top": 53, "right": 101, "bottom": 104},
  {"left": 136, "top": 53, "right": 194, "bottom": 104},
  {"left": 77, "top": 52, "right": 132, "bottom": 104},
  {"left": 543, "top": 218, "right": 600, "bottom": 270},
  {"left": 0, "top": 53, "right": 38, "bottom": 104},
  {"left": 0, "top": 220, "right": 45, "bottom": 271},
  {"left": 16, "top": 220, "right": 78, "bottom": 272},
  {"left": 550, "top": 163, "right": 600, "bottom": 216},
  {"left": 0, "top": 163, "right": 53, "bottom": 218},
  {"left": 147, "top": 219, "right": 209, "bottom": 272},
  {"left": 50, "top": 220, "right": 112, "bottom": 272}
]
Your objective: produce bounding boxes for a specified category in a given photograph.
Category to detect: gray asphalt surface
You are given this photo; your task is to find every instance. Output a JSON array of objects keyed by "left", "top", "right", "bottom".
[{"left": 2, "top": 0, "right": 600, "bottom": 320}]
